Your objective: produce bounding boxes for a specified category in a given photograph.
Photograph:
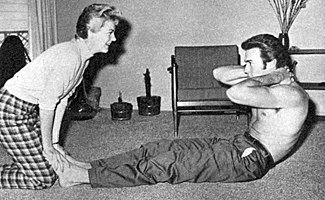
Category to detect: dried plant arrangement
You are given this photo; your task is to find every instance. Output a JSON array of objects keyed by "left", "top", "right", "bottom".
[{"left": 267, "top": 0, "right": 309, "bottom": 33}]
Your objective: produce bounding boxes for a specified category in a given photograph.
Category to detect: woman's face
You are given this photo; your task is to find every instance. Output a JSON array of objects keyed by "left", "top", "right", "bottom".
[{"left": 87, "top": 20, "right": 117, "bottom": 54}]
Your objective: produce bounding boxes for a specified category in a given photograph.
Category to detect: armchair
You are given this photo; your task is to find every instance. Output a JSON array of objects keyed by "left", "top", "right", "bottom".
[{"left": 168, "top": 45, "right": 250, "bottom": 137}]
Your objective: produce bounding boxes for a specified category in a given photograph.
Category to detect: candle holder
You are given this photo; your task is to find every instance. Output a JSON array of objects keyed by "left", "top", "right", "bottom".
[
  {"left": 110, "top": 92, "right": 133, "bottom": 121},
  {"left": 137, "top": 68, "right": 161, "bottom": 116}
]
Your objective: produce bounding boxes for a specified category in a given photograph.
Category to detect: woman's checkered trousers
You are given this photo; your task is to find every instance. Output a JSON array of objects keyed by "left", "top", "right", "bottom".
[{"left": 0, "top": 88, "right": 57, "bottom": 189}]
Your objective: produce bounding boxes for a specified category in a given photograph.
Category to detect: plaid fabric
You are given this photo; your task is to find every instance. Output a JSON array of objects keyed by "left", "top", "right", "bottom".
[{"left": 0, "top": 88, "right": 57, "bottom": 189}]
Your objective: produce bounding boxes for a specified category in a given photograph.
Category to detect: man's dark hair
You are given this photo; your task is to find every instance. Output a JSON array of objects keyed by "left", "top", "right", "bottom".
[{"left": 241, "top": 34, "right": 292, "bottom": 70}]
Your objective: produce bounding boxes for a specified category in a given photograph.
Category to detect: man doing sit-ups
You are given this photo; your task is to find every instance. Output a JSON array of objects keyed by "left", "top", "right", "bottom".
[{"left": 55, "top": 33, "right": 309, "bottom": 188}]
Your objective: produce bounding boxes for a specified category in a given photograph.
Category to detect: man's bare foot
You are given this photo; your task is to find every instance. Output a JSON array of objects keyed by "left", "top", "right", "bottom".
[
  {"left": 55, "top": 162, "right": 90, "bottom": 188},
  {"left": 53, "top": 144, "right": 92, "bottom": 169},
  {"left": 65, "top": 154, "right": 92, "bottom": 169}
]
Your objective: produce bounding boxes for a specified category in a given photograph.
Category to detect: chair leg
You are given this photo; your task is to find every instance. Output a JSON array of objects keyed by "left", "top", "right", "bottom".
[
  {"left": 236, "top": 113, "right": 240, "bottom": 120},
  {"left": 173, "top": 110, "right": 179, "bottom": 137},
  {"left": 246, "top": 110, "right": 251, "bottom": 127}
]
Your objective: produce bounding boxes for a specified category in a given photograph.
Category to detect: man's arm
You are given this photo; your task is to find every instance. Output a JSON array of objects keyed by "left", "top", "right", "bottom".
[
  {"left": 226, "top": 68, "right": 303, "bottom": 108},
  {"left": 213, "top": 65, "right": 249, "bottom": 85}
]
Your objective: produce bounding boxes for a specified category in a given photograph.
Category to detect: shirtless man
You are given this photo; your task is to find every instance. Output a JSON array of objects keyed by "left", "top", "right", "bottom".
[
  {"left": 214, "top": 34, "right": 309, "bottom": 163},
  {"left": 56, "top": 34, "right": 309, "bottom": 188}
]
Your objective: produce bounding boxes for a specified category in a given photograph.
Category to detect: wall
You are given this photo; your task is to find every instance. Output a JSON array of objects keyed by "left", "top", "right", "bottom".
[
  {"left": 0, "top": 0, "right": 28, "bottom": 32},
  {"left": 56, "top": 0, "right": 325, "bottom": 115}
]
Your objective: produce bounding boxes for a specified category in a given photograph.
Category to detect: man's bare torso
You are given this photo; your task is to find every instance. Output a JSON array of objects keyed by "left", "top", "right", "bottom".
[{"left": 249, "top": 83, "right": 309, "bottom": 163}]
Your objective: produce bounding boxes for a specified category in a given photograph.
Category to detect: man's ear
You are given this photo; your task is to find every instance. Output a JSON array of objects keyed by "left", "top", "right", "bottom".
[{"left": 266, "top": 59, "right": 277, "bottom": 70}]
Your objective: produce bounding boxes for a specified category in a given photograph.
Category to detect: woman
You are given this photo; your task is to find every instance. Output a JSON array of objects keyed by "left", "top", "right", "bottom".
[{"left": 0, "top": 4, "right": 121, "bottom": 189}]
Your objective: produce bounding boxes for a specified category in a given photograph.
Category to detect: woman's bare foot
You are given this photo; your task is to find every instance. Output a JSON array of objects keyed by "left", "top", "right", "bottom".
[{"left": 55, "top": 162, "right": 90, "bottom": 188}]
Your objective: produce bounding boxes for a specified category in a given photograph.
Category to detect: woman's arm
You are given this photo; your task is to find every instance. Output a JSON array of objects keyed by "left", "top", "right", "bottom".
[
  {"left": 40, "top": 108, "right": 68, "bottom": 172},
  {"left": 52, "top": 98, "right": 68, "bottom": 144}
]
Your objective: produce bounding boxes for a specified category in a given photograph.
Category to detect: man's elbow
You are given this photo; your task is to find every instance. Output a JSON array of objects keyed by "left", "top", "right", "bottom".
[
  {"left": 213, "top": 68, "right": 224, "bottom": 82},
  {"left": 226, "top": 87, "right": 236, "bottom": 102},
  {"left": 226, "top": 86, "right": 244, "bottom": 104}
]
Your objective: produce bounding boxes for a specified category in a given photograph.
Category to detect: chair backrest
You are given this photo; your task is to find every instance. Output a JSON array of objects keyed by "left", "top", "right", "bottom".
[{"left": 174, "top": 45, "right": 240, "bottom": 101}]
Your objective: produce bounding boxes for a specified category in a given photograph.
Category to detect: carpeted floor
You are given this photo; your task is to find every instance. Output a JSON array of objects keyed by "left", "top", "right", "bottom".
[{"left": 0, "top": 108, "right": 324, "bottom": 200}]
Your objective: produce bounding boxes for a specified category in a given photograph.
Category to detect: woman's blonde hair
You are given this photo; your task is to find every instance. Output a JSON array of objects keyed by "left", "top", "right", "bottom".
[{"left": 76, "top": 4, "right": 122, "bottom": 39}]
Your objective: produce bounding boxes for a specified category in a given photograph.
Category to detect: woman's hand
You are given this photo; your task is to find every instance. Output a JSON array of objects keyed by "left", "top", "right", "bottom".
[{"left": 43, "top": 145, "right": 70, "bottom": 173}]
